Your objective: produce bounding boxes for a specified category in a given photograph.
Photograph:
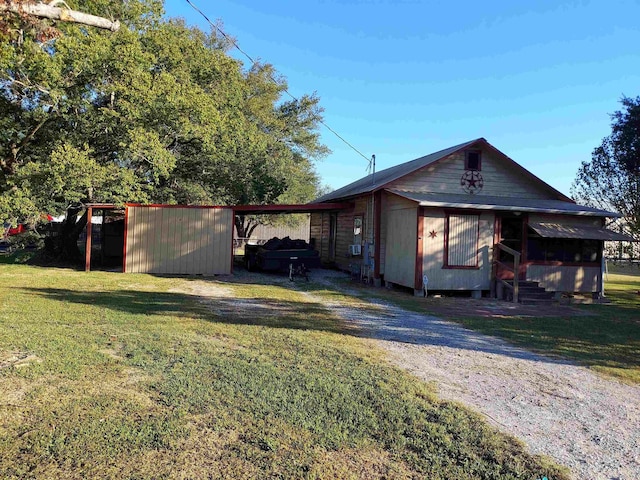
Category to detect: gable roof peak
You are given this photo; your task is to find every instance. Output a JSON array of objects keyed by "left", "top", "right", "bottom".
[{"left": 315, "top": 138, "right": 485, "bottom": 202}]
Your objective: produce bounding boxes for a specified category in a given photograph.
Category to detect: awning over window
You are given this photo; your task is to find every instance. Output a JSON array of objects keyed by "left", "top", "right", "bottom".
[{"left": 528, "top": 222, "right": 635, "bottom": 241}]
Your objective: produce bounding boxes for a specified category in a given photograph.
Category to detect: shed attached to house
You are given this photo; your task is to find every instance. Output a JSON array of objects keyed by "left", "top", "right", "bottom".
[{"left": 311, "top": 138, "right": 635, "bottom": 299}]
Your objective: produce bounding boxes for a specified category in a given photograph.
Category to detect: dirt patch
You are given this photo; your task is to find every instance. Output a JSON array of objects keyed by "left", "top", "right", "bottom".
[
  {"left": 0, "top": 351, "right": 41, "bottom": 370},
  {"left": 417, "top": 296, "right": 594, "bottom": 318}
]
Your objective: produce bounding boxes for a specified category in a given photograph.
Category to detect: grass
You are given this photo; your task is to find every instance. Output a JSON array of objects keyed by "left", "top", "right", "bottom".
[
  {"left": 0, "top": 264, "right": 568, "bottom": 479},
  {"left": 448, "top": 269, "right": 640, "bottom": 384},
  {"left": 336, "top": 267, "right": 640, "bottom": 385}
]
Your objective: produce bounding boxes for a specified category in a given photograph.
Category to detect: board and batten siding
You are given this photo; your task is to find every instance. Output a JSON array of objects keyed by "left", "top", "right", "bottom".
[
  {"left": 125, "top": 206, "right": 233, "bottom": 275},
  {"left": 526, "top": 265, "right": 600, "bottom": 293},
  {"left": 422, "top": 209, "right": 494, "bottom": 290},
  {"left": 383, "top": 201, "right": 418, "bottom": 289},
  {"left": 387, "top": 150, "right": 553, "bottom": 199},
  {"left": 380, "top": 192, "right": 419, "bottom": 278}
]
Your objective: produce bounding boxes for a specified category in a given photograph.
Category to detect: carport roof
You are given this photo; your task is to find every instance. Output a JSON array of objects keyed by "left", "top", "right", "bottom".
[
  {"left": 83, "top": 203, "right": 351, "bottom": 214},
  {"left": 233, "top": 202, "right": 352, "bottom": 215}
]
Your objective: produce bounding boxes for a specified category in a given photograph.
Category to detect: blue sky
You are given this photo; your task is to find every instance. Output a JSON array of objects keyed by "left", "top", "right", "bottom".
[{"left": 163, "top": 0, "right": 640, "bottom": 198}]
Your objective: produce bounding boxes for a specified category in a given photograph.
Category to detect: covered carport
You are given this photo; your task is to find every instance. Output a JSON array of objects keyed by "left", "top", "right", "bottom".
[{"left": 82, "top": 202, "right": 350, "bottom": 275}]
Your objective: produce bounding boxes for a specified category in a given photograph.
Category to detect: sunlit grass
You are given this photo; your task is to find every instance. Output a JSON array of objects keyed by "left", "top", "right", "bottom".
[
  {"left": 0, "top": 264, "right": 568, "bottom": 479},
  {"left": 337, "top": 269, "right": 640, "bottom": 384}
]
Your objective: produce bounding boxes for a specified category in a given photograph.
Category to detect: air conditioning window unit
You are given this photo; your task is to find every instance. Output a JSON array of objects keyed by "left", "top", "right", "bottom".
[{"left": 349, "top": 244, "right": 362, "bottom": 256}]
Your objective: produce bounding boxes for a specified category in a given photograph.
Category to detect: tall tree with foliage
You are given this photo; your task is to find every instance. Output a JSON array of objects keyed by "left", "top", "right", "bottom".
[
  {"left": 0, "top": 0, "right": 327, "bottom": 260},
  {"left": 572, "top": 96, "right": 640, "bottom": 239}
]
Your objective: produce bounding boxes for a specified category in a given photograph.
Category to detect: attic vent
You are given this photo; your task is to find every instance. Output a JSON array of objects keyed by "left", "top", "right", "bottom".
[{"left": 465, "top": 150, "right": 481, "bottom": 171}]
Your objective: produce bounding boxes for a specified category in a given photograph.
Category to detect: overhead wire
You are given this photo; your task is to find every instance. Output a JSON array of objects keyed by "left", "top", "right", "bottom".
[{"left": 183, "top": 0, "right": 371, "bottom": 164}]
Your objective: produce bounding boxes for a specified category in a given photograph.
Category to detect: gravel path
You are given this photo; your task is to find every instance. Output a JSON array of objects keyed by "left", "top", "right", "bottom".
[
  {"left": 196, "top": 269, "right": 639, "bottom": 480},
  {"left": 306, "top": 277, "right": 640, "bottom": 480}
]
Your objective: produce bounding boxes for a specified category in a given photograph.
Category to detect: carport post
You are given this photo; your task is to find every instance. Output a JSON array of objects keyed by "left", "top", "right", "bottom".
[{"left": 85, "top": 206, "right": 93, "bottom": 272}]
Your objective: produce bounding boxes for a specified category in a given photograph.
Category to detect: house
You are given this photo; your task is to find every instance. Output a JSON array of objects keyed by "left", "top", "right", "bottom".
[{"left": 310, "top": 138, "right": 633, "bottom": 299}]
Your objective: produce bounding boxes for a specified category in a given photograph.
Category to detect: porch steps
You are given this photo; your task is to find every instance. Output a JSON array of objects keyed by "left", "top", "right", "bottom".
[{"left": 507, "top": 281, "right": 556, "bottom": 305}]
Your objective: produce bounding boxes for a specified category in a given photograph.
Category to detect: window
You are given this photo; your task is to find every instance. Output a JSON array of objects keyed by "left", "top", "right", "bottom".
[
  {"left": 526, "top": 230, "right": 601, "bottom": 263},
  {"left": 465, "top": 150, "right": 482, "bottom": 171},
  {"left": 445, "top": 214, "right": 479, "bottom": 268},
  {"left": 353, "top": 215, "right": 363, "bottom": 245}
]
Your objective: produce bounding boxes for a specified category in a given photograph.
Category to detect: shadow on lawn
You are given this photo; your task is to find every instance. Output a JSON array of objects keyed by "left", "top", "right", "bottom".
[
  {"left": 19, "top": 286, "right": 348, "bottom": 335},
  {"left": 20, "top": 287, "right": 208, "bottom": 319},
  {"left": 22, "top": 281, "right": 636, "bottom": 370}
]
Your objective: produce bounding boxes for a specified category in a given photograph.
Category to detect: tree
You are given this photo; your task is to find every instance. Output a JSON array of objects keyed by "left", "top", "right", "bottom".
[
  {"left": 0, "top": 1, "right": 327, "bottom": 262},
  {"left": 572, "top": 96, "right": 640, "bottom": 240},
  {"left": 0, "top": 1, "right": 120, "bottom": 31}
]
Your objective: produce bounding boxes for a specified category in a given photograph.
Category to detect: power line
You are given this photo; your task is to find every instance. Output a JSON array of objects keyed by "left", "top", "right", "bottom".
[{"left": 183, "top": 0, "right": 371, "bottom": 163}]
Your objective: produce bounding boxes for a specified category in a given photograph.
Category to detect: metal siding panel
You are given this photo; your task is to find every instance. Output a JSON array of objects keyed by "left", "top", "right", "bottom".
[
  {"left": 204, "top": 208, "right": 214, "bottom": 274},
  {"left": 125, "top": 207, "right": 135, "bottom": 272},
  {"left": 208, "top": 210, "right": 220, "bottom": 273},
  {"left": 125, "top": 207, "right": 136, "bottom": 272},
  {"left": 200, "top": 209, "right": 214, "bottom": 272},
  {"left": 189, "top": 207, "right": 200, "bottom": 274},
  {"left": 146, "top": 207, "right": 158, "bottom": 272},
  {"left": 209, "top": 208, "right": 219, "bottom": 274},
  {"left": 165, "top": 208, "right": 177, "bottom": 273}
]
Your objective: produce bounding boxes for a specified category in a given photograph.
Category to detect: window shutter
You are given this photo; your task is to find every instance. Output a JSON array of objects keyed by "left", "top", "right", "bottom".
[{"left": 447, "top": 214, "right": 479, "bottom": 267}]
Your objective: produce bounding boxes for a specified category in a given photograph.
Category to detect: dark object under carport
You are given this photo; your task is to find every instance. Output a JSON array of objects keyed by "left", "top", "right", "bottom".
[{"left": 244, "top": 237, "right": 321, "bottom": 280}]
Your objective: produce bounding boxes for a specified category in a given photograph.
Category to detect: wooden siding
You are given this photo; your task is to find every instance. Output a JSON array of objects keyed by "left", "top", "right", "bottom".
[
  {"left": 526, "top": 265, "right": 600, "bottom": 293},
  {"left": 125, "top": 206, "right": 233, "bottom": 275},
  {"left": 380, "top": 192, "right": 419, "bottom": 277},
  {"left": 383, "top": 205, "right": 418, "bottom": 288},
  {"left": 388, "top": 149, "right": 552, "bottom": 199},
  {"left": 422, "top": 209, "right": 494, "bottom": 290},
  {"left": 309, "top": 213, "right": 328, "bottom": 259},
  {"left": 312, "top": 197, "right": 375, "bottom": 271}
]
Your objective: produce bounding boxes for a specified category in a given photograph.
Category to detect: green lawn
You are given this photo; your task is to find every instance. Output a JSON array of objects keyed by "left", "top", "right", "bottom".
[
  {"left": 0, "top": 264, "right": 567, "bottom": 479},
  {"left": 448, "top": 270, "right": 640, "bottom": 384},
  {"left": 337, "top": 267, "right": 640, "bottom": 385}
]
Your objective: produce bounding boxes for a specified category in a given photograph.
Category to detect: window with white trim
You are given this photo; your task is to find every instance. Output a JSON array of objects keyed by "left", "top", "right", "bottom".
[{"left": 446, "top": 214, "right": 479, "bottom": 267}]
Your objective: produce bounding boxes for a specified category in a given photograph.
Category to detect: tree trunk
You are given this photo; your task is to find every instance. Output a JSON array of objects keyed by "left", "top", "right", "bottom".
[
  {"left": 234, "top": 214, "right": 260, "bottom": 239},
  {"left": 44, "top": 206, "right": 87, "bottom": 263},
  {"left": 0, "top": 2, "right": 120, "bottom": 31}
]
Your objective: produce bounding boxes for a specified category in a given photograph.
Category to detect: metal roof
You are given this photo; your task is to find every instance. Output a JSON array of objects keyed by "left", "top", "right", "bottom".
[
  {"left": 315, "top": 138, "right": 481, "bottom": 202},
  {"left": 388, "top": 190, "right": 620, "bottom": 217},
  {"left": 528, "top": 222, "right": 635, "bottom": 241}
]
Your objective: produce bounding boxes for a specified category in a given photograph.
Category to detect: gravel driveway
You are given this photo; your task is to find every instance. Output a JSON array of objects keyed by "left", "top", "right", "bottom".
[
  {"left": 307, "top": 276, "right": 640, "bottom": 480},
  {"left": 196, "top": 268, "right": 639, "bottom": 480}
]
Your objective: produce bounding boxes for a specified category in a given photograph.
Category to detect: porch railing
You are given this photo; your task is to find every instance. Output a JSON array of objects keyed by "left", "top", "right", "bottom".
[{"left": 490, "top": 243, "right": 521, "bottom": 304}]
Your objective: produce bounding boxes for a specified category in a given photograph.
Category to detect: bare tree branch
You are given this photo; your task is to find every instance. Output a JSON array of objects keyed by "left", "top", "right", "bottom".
[{"left": 0, "top": 1, "right": 120, "bottom": 31}]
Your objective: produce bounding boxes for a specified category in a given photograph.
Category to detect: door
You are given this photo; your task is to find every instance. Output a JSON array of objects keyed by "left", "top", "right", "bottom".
[{"left": 495, "top": 214, "right": 525, "bottom": 280}]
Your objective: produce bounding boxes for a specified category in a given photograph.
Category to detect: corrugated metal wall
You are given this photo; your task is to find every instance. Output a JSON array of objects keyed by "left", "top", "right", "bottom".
[
  {"left": 125, "top": 206, "right": 233, "bottom": 275},
  {"left": 447, "top": 214, "right": 479, "bottom": 267},
  {"left": 249, "top": 218, "right": 310, "bottom": 241},
  {"left": 527, "top": 265, "right": 600, "bottom": 293}
]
